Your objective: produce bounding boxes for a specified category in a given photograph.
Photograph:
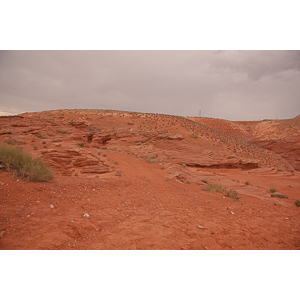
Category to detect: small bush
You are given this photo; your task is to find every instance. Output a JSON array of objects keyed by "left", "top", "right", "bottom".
[
  {"left": 115, "top": 170, "right": 122, "bottom": 176},
  {"left": 226, "top": 189, "right": 240, "bottom": 201},
  {"left": 76, "top": 142, "right": 84, "bottom": 147},
  {"left": 6, "top": 139, "right": 16, "bottom": 145},
  {"left": 245, "top": 181, "right": 250, "bottom": 185},
  {"left": 271, "top": 192, "right": 288, "bottom": 199},
  {"left": 270, "top": 188, "right": 277, "bottom": 193},
  {"left": 202, "top": 183, "right": 239, "bottom": 200},
  {"left": 294, "top": 200, "right": 300, "bottom": 207},
  {"left": 203, "top": 183, "right": 227, "bottom": 194},
  {"left": 0, "top": 144, "right": 54, "bottom": 182}
]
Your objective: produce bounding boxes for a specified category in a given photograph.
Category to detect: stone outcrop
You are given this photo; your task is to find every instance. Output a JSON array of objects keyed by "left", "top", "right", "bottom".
[{"left": 41, "top": 149, "right": 112, "bottom": 175}]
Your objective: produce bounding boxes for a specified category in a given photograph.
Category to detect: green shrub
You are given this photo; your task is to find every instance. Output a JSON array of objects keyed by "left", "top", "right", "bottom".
[
  {"left": 245, "top": 181, "right": 250, "bottom": 185},
  {"left": 76, "top": 142, "right": 84, "bottom": 147},
  {"left": 294, "top": 200, "right": 300, "bottom": 207},
  {"left": 270, "top": 188, "right": 277, "bottom": 193},
  {"left": 0, "top": 143, "right": 54, "bottom": 182}
]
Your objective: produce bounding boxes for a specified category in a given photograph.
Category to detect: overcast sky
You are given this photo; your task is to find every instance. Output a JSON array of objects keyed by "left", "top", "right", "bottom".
[{"left": 0, "top": 50, "right": 299, "bottom": 121}]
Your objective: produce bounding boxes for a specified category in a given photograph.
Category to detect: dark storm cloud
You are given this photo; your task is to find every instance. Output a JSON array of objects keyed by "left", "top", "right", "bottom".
[{"left": 0, "top": 50, "right": 299, "bottom": 120}]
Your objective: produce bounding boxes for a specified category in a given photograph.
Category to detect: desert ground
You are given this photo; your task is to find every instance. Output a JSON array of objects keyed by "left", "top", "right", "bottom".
[{"left": 0, "top": 109, "right": 299, "bottom": 250}]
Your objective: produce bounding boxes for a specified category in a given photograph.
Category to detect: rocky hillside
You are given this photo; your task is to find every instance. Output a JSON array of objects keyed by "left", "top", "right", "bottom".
[
  {"left": 189, "top": 116, "right": 300, "bottom": 171},
  {"left": 0, "top": 109, "right": 295, "bottom": 179},
  {"left": 1, "top": 109, "right": 299, "bottom": 250}
]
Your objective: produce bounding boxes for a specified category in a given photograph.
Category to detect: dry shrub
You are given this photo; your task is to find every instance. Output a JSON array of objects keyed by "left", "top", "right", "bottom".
[
  {"left": 0, "top": 143, "right": 54, "bottom": 182},
  {"left": 202, "top": 183, "right": 240, "bottom": 201}
]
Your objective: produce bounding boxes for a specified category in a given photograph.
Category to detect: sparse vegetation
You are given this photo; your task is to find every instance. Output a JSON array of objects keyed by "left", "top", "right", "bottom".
[
  {"left": 115, "top": 170, "right": 122, "bottom": 176},
  {"left": 226, "top": 189, "right": 240, "bottom": 201},
  {"left": 140, "top": 155, "right": 153, "bottom": 163},
  {"left": 5, "top": 139, "right": 26, "bottom": 146},
  {"left": 270, "top": 188, "right": 277, "bottom": 193},
  {"left": 76, "top": 142, "right": 84, "bottom": 147},
  {"left": 202, "top": 183, "right": 227, "bottom": 193},
  {"left": 294, "top": 200, "right": 300, "bottom": 207},
  {"left": 0, "top": 143, "right": 54, "bottom": 182},
  {"left": 271, "top": 192, "right": 288, "bottom": 199},
  {"left": 190, "top": 133, "right": 198, "bottom": 139},
  {"left": 245, "top": 181, "right": 250, "bottom": 185},
  {"left": 202, "top": 183, "right": 240, "bottom": 201}
]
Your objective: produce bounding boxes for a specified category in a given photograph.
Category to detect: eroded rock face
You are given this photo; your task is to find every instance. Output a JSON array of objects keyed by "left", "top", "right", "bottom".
[
  {"left": 250, "top": 137, "right": 300, "bottom": 171},
  {"left": 81, "top": 165, "right": 112, "bottom": 174},
  {"left": 189, "top": 116, "right": 300, "bottom": 171},
  {"left": 41, "top": 149, "right": 112, "bottom": 175},
  {"left": 176, "top": 157, "right": 259, "bottom": 170}
]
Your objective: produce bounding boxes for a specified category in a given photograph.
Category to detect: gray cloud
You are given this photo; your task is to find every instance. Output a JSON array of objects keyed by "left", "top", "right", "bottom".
[{"left": 0, "top": 50, "right": 299, "bottom": 120}]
